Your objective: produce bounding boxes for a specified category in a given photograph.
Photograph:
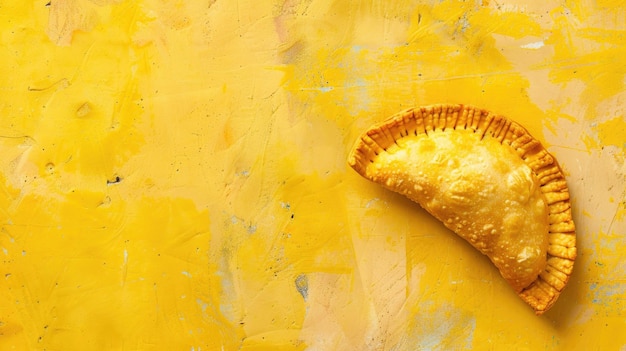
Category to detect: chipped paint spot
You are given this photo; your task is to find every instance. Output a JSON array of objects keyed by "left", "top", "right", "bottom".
[{"left": 246, "top": 224, "right": 257, "bottom": 234}]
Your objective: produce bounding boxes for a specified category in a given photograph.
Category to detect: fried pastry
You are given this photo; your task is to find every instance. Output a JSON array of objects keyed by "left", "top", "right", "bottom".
[{"left": 348, "top": 104, "right": 576, "bottom": 315}]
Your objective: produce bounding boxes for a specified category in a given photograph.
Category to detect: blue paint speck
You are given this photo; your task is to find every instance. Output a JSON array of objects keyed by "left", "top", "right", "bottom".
[
  {"left": 295, "top": 274, "right": 308, "bottom": 300},
  {"left": 351, "top": 45, "right": 364, "bottom": 53}
]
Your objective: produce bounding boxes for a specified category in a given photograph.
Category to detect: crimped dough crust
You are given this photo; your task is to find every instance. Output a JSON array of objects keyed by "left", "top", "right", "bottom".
[{"left": 348, "top": 104, "right": 576, "bottom": 315}]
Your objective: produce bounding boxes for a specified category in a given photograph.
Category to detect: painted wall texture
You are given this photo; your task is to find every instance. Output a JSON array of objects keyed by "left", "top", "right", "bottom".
[{"left": 1, "top": 0, "right": 625, "bottom": 350}]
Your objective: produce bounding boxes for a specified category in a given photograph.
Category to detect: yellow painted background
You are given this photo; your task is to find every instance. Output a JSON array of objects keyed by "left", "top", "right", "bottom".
[{"left": 1, "top": 0, "right": 625, "bottom": 350}]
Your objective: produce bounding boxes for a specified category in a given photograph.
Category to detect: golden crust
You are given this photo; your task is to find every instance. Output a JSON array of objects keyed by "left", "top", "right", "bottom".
[{"left": 348, "top": 104, "right": 576, "bottom": 315}]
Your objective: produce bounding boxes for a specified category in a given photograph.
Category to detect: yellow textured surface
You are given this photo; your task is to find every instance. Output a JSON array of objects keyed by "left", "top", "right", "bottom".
[{"left": 0, "top": 0, "right": 624, "bottom": 350}]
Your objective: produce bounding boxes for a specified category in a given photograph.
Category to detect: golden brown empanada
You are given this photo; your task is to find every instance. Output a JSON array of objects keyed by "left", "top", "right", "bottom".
[{"left": 348, "top": 104, "right": 576, "bottom": 315}]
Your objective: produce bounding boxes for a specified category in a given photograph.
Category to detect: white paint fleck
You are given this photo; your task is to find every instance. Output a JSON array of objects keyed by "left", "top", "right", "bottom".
[
  {"left": 196, "top": 298, "right": 208, "bottom": 312},
  {"left": 182, "top": 271, "right": 192, "bottom": 277},
  {"left": 121, "top": 249, "right": 129, "bottom": 286},
  {"left": 365, "top": 197, "right": 380, "bottom": 208},
  {"left": 521, "top": 41, "right": 545, "bottom": 49}
]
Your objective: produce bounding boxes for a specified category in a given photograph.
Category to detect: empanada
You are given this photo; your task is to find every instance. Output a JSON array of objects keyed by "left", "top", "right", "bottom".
[{"left": 348, "top": 104, "right": 576, "bottom": 315}]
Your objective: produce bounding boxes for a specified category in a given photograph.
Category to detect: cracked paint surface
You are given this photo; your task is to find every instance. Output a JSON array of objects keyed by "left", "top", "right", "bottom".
[{"left": 0, "top": 0, "right": 625, "bottom": 350}]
